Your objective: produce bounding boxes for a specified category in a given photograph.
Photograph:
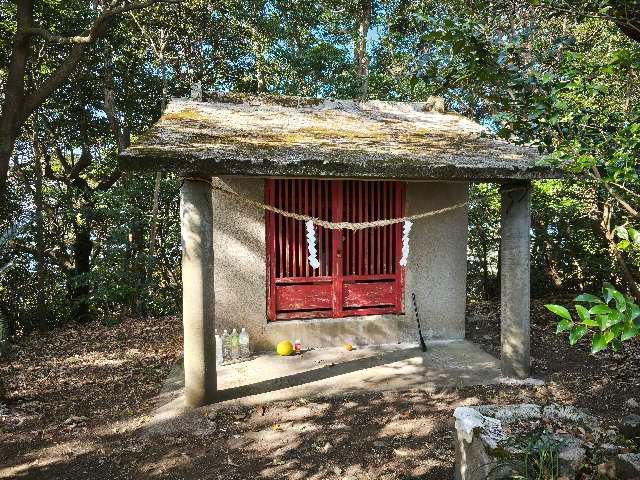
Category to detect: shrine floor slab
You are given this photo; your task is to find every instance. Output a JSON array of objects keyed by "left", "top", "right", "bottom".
[{"left": 149, "top": 340, "right": 501, "bottom": 431}]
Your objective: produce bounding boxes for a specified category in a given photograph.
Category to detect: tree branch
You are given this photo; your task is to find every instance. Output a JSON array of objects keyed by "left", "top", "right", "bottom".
[
  {"left": 96, "top": 167, "right": 123, "bottom": 191},
  {"left": 530, "top": 1, "right": 640, "bottom": 41},
  {"left": 11, "top": 240, "right": 73, "bottom": 273},
  {"left": 611, "top": 181, "right": 640, "bottom": 199},
  {"left": 21, "top": 0, "right": 181, "bottom": 118},
  {"left": 591, "top": 166, "right": 639, "bottom": 218},
  {"left": 21, "top": 0, "right": 181, "bottom": 44}
]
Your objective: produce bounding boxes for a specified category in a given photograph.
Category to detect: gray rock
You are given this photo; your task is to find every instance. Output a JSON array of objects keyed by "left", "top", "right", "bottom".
[
  {"left": 601, "top": 443, "right": 622, "bottom": 455},
  {"left": 621, "top": 415, "right": 640, "bottom": 439},
  {"left": 557, "top": 441, "right": 586, "bottom": 476},
  {"left": 615, "top": 453, "right": 640, "bottom": 479},
  {"left": 475, "top": 403, "right": 541, "bottom": 423},
  {"left": 454, "top": 426, "right": 508, "bottom": 480},
  {"left": 542, "top": 404, "right": 601, "bottom": 431},
  {"left": 626, "top": 398, "right": 640, "bottom": 409},
  {"left": 453, "top": 404, "right": 601, "bottom": 480}
]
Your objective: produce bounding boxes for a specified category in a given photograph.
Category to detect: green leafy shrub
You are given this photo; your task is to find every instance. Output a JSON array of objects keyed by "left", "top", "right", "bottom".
[{"left": 546, "top": 284, "right": 640, "bottom": 353}]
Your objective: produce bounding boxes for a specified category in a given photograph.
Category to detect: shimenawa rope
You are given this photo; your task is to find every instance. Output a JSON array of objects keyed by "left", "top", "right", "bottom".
[{"left": 184, "top": 177, "right": 522, "bottom": 231}]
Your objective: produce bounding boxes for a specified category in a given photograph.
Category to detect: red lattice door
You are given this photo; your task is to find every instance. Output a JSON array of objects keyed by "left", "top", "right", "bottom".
[{"left": 266, "top": 179, "right": 405, "bottom": 321}]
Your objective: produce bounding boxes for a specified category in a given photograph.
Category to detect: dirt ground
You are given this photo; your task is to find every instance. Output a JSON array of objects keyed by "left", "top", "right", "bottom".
[{"left": 1, "top": 299, "right": 640, "bottom": 479}]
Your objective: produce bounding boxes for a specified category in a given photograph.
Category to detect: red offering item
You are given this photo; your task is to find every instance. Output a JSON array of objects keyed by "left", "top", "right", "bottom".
[{"left": 294, "top": 339, "right": 302, "bottom": 352}]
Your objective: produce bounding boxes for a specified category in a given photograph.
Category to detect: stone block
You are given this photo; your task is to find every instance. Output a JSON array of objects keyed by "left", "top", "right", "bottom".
[
  {"left": 453, "top": 404, "right": 611, "bottom": 480},
  {"left": 622, "top": 415, "right": 640, "bottom": 439},
  {"left": 615, "top": 453, "right": 640, "bottom": 479}
]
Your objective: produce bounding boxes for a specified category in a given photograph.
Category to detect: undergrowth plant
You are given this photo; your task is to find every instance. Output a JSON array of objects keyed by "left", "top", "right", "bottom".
[
  {"left": 546, "top": 283, "right": 640, "bottom": 353},
  {"left": 490, "top": 429, "right": 562, "bottom": 480}
]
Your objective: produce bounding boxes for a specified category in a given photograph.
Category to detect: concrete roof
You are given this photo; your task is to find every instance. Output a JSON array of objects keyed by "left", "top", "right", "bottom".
[{"left": 120, "top": 94, "right": 559, "bottom": 181}]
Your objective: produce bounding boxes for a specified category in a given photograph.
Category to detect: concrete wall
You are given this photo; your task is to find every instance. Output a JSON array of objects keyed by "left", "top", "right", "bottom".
[{"left": 212, "top": 177, "right": 469, "bottom": 352}]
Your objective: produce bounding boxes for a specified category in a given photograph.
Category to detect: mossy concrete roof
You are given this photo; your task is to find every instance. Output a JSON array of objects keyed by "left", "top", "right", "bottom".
[{"left": 120, "top": 94, "right": 559, "bottom": 181}]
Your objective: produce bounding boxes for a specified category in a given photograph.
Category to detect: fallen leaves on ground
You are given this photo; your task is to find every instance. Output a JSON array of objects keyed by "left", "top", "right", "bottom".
[{"left": 0, "top": 300, "right": 639, "bottom": 479}]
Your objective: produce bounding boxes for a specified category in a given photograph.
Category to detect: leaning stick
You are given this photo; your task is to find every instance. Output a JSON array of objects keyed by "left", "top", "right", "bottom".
[{"left": 412, "top": 292, "right": 427, "bottom": 352}]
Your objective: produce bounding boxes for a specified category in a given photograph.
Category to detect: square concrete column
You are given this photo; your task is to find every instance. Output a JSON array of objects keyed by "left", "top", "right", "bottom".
[
  {"left": 500, "top": 181, "right": 531, "bottom": 378},
  {"left": 181, "top": 177, "right": 217, "bottom": 406}
]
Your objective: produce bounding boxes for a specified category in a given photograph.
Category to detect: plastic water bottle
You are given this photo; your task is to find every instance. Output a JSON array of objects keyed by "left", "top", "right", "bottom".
[
  {"left": 215, "top": 330, "right": 223, "bottom": 365},
  {"left": 239, "top": 328, "right": 250, "bottom": 358},
  {"left": 230, "top": 328, "right": 240, "bottom": 360},
  {"left": 221, "top": 329, "right": 230, "bottom": 361}
]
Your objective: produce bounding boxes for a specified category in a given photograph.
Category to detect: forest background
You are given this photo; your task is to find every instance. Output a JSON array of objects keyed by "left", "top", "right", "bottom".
[{"left": 1, "top": 0, "right": 639, "bottom": 350}]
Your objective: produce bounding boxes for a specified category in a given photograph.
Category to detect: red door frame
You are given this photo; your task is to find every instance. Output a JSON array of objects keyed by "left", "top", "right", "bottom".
[{"left": 266, "top": 179, "right": 405, "bottom": 321}]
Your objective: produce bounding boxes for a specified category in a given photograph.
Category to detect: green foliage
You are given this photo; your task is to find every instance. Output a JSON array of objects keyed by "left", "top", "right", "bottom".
[
  {"left": 546, "top": 284, "right": 640, "bottom": 353},
  {"left": 2, "top": 1, "right": 639, "bottom": 341},
  {"left": 412, "top": 0, "right": 639, "bottom": 309},
  {"left": 467, "top": 180, "right": 612, "bottom": 299},
  {"left": 493, "top": 429, "right": 562, "bottom": 480}
]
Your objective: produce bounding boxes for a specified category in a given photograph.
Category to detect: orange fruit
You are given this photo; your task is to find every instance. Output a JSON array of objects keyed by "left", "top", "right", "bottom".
[{"left": 345, "top": 343, "right": 353, "bottom": 351}]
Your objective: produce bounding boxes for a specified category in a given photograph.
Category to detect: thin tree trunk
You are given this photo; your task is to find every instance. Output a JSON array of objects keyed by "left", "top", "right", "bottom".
[
  {"left": 144, "top": 47, "right": 167, "bottom": 315},
  {"left": 532, "top": 216, "right": 563, "bottom": 291},
  {"left": 148, "top": 51, "right": 166, "bottom": 265},
  {"left": 480, "top": 238, "right": 490, "bottom": 300},
  {"left": 130, "top": 222, "right": 146, "bottom": 316},
  {"left": 601, "top": 201, "right": 640, "bottom": 302},
  {"left": 32, "top": 116, "right": 47, "bottom": 328},
  {"left": 496, "top": 239, "right": 502, "bottom": 298},
  {"left": 356, "top": 0, "right": 372, "bottom": 100},
  {"left": 71, "top": 220, "right": 93, "bottom": 322},
  {"left": 147, "top": 173, "right": 162, "bottom": 270},
  {"left": 251, "top": 25, "right": 266, "bottom": 93}
]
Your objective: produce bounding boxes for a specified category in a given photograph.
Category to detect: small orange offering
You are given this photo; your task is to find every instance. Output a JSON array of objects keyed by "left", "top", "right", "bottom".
[{"left": 345, "top": 343, "right": 353, "bottom": 351}]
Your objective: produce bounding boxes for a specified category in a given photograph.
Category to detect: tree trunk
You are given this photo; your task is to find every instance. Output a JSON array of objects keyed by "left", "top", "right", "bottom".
[
  {"left": 251, "top": 25, "right": 266, "bottom": 93},
  {"left": 0, "top": 1, "right": 33, "bottom": 211},
  {"left": 495, "top": 238, "right": 502, "bottom": 298},
  {"left": 480, "top": 238, "right": 490, "bottom": 300},
  {"left": 356, "top": 0, "right": 372, "bottom": 100},
  {"left": 32, "top": 117, "right": 47, "bottom": 328},
  {"left": 532, "top": 216, "right": 563, "bottom": 291},
  {"left": 599, "top": 201, "right": 640, "bottom": 302},
  {"left": 0, "top": 307, "right": 8, "bottom": 356},
  {"left": 146, "top": 50, "right": 167, "bottom": 297},
  {"left": 130, "top": 222, "right": 146, "bottom": 317},
  {"left": 71, "top": 220, "right": 93, "bottom": 322},
  {"left": 143, "top": 48, "right": 167, "bottom": 316},
  {"left": 147, "top": 174, "right": 162, "bottom": 258}
]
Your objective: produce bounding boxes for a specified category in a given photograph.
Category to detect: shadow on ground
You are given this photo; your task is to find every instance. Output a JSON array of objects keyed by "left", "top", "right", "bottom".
[{"left": 3, "top": 301, "right": 640, "bottom": 479}]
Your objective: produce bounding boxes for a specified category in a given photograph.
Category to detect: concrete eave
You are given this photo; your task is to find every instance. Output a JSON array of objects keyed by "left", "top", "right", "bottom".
[{"left": 119, "top": 148, "right": 562, "bottom": 181}]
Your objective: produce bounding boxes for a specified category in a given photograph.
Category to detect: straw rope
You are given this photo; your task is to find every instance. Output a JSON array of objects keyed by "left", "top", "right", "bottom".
[{"left": 186, "top": 177, "right": 520, "bottom": 231}]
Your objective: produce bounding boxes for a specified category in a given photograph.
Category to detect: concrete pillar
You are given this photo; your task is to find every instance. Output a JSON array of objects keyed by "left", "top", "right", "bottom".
[
  {"left": 500, "top": 181, "right": 531, "bottom": 378},
  {"left": 181, "top": 177, "right": 217, "bottom": 406}
]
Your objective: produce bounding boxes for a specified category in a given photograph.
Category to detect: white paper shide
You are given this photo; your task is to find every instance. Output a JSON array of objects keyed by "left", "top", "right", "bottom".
[
  {"left": 306, "top": 220, "right": 320, "bottom": 270},
  {"left": 399, "top": 220, "right": 412, "bottom": 266}
]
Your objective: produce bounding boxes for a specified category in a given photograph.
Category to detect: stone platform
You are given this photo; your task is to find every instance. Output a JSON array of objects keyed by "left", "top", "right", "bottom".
[{"left": 151, "top": 340, "right": 501, "bottom": 425}]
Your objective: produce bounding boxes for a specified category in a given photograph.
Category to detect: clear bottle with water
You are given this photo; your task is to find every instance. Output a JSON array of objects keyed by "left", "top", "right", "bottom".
[
  {"left": 230, "top": 328, "right": 240, "bottom": 360},
  {"left": 221, "top": 329, "right": 230, "bottom": 361},
  {"left": 239, "top": 328, "right": 250, "bottom": 358},
  {"left": 215, "top": 330, "right": 223, "bottom": 365}
]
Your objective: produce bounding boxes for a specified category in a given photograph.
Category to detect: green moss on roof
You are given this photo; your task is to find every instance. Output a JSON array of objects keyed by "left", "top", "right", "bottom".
[
  {"left": 207, "top": 92, "right": 324, "bottom": 107},
  {"left": 120, "top": 94, "right": 561, "bottom": 180}
]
